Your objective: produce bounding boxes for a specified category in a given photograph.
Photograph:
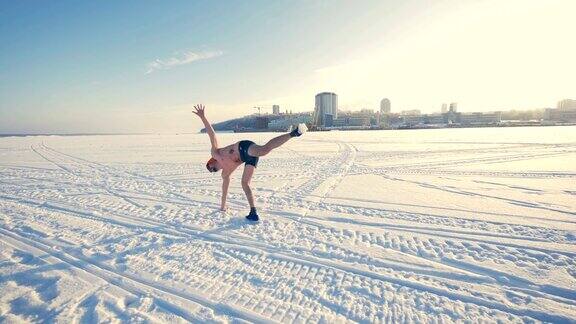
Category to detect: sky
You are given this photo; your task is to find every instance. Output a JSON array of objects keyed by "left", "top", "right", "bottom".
[{"left": 1, "top": 0, "right": 575, "bottom": 134}]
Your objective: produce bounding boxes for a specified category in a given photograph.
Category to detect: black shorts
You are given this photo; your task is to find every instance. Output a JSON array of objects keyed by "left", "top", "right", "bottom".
[{"left": 238, "top": 140, "right": 259, "bottom": 167}]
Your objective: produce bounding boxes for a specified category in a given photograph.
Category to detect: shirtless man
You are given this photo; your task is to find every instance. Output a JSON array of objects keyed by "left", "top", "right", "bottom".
[{"left": 193, "top": 104, "right": 307, "bottom": 221}]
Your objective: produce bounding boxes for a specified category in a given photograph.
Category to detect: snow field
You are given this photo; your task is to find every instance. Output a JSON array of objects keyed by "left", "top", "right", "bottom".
[{"left": 1, "top": 127, "right": 575, "bottom": 322}]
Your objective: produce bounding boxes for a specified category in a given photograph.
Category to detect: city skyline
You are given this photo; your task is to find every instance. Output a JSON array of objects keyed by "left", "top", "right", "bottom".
[
  {"left": 1, "top": 0, "right": 575, "bottom": 134},
  {"left": 208, "top": 91, "right": 575, "bottom": 134}
]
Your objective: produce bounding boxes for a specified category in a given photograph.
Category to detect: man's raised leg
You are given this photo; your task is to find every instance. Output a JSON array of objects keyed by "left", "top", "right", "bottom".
[{"left": 248, "top": 124, "right": 307, "bottom": 157}]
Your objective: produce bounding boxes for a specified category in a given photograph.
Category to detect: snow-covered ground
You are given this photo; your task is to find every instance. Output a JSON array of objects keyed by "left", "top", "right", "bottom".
[{"left": 1, "top": 126, "right": 575, "bottom": 323}]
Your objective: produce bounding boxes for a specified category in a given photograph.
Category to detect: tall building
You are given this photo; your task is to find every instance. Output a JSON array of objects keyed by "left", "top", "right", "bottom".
[
  {"left": 557, "top": 99, "right": 576, "bottom": 110},
  {"left": 313, "top": 92, "right": 338, "bottom": 127},
  {"left": 272, "top": 105, "right": 280, "bottom": 115},
  {"left": 545, "top": 100, "right": 576, "bottom": 122},
  {"left": 380, "top": 98, "right": 391, "bottom": 114},
  {"left": 441, "top": 103, "right": 448, "bottom": 113},
  {"left": 449, "top": 102, "right": 458, "bottom": 112}
]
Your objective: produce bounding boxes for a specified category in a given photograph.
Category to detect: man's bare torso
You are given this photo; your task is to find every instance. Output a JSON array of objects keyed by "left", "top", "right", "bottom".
[{"left": 213, "top": 141, "right": 242, "bottom": 174}]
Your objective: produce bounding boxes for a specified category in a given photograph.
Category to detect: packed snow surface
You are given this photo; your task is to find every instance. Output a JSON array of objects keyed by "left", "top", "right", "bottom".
[{"left": 1, "top": 126, "right": 575, "bottom": 323}]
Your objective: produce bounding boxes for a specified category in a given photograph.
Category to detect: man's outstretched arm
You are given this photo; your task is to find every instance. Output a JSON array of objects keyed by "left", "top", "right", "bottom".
[
  {"left": 221, "top": 172, "right": 230, "bottom": 211},
  {"left": 193, "top": 104, "right": 218, "bottom": 154}
]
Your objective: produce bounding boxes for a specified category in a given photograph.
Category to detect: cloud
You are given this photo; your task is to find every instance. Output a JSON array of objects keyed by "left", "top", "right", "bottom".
[{"left": 145, "top": 49, "right": 223, "bottom": 74}]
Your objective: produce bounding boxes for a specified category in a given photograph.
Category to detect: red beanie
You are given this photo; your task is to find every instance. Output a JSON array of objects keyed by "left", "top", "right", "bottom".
[{"left": 206, "top": 157, "right": 217, "bottom": 172}]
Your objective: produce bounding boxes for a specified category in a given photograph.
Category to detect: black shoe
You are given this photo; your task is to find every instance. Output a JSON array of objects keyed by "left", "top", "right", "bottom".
[{"left": 246, "top": 211, "right": 259, "bottom": 221}]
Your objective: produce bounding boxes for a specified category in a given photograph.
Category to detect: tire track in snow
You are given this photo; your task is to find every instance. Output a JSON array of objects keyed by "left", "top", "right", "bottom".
[
  {"left": 364, "top": 147, "right": 576, "bottom": 171},
  {"left": 10, "top": 144, "right": 576, "bottom": 298},
  {"left": 12, "top": 145, "right": 576, "bottom": 283},
  {"left": 31, "top": 144, "right": 146, "bottom": 210},
  {"left": 7, "top": 139, "right": 576, "bottom": 322},
  {"left": 3, "top": 193, "right": 576, "bottom": 322},
  {"left": 0, "top": 227, "right": 270, "bottom": 323}
]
